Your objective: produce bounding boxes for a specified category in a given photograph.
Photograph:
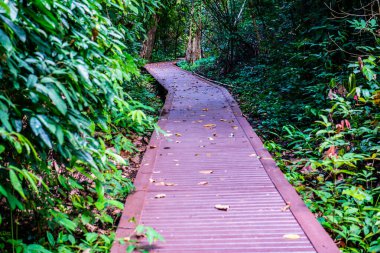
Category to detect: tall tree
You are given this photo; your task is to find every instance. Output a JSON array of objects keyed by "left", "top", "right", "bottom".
[
  {"left": 140, "top": 15, "right": 160, "bottom": 60},
  {"left": 186, "top": 0, "right": 202, "bottom": 63}
]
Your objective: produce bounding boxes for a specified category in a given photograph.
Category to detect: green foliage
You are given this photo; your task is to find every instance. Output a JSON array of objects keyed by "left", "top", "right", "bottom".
[
  {"left": 0, "top": 0, "right": 162, "bottom": 252},
  {"left": 178, "top": 1, "right": 380, "bottom": 252}
]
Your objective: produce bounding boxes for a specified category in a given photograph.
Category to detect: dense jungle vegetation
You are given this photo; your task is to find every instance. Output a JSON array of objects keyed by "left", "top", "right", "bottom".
[
  {"left": 1, "top": 0, "right": 379, "bottom": 252},
  {"left": 0, "top": 0, "right": 164, "bottom": 252},
  {"left": 153, "top": 0, "right": 380, "bottom": 252}
]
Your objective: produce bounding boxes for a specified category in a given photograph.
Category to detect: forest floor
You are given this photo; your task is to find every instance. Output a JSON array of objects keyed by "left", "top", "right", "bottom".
[{"left": 112, "top": 62, "right": 339, "bottom": 252}]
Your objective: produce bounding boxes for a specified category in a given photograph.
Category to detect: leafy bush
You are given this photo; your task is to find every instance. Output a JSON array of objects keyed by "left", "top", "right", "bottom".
[{"left": 0, "top": 0, "right": 161, "bottom": 251}]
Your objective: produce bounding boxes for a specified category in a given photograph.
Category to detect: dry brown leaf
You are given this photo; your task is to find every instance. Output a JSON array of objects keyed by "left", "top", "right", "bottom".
[
  {"left": 215, "top": 204, "right": 230, "bottom": 211},
  {"left": 175, "top": 133, "right": 182, "bottom": 137},
  {"left": 154, "top": 194, "right": 166, "bottom": 199},
  {"left": 199, "top": 170, "right": 214, "bottom": 174},
  {"left": 198, "top": 181, "right": 208, "bottom": 185},
  {"left": 202, "top": 108, "right": 209, "bottom": 111},
  {"left": 149, "top": 145, "right": 157, "bottom": 149},
  {"left": 232, "top": 126, "right": 239, "bottom": 130},
  {"left": 220, "top": 119, "right": 227, "bottom": 122},
  {"left": 283, "top": 234, "right": 300, "bottom": 240},
  {"left": 281, "top": 202, "right": 291, "bottom": 212},
  {"left": 203, "top": 124, "right": 216, "bottom": 128}
]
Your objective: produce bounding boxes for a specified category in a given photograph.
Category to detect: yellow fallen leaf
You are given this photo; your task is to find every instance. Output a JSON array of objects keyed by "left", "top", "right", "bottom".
[
  {"left": 199, "top": 170, "right": 214, "bottom": 174},
  {"left": 232, "top": 126, "right": 238, "bottom": 130},
  {"left": 155, "top": 194, "right": 166, "bottom": 199},
  {"left": 215, "top": 204, "right": 230, "bottom": 211},
  {"left": 283, "top": 234, "right": 300, "bottom": 240},
  {"left": 165, "top": 182, "right": 177, "bottom": 186},
  {"left": 203, "top": 124, "right": 216, "bottom": 128},
  {"left": 175, "top": 133, "right": 182, "bottom": 137},
  {"left": 198, "top": 181, "right": 208, "bottom": 185},
  {"left": 202, "top": 108, "right": 209, "bottom": 111}
]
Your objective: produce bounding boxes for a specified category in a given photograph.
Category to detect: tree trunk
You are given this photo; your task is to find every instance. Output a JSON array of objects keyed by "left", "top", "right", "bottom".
[
  {"left": 140, "top": 15, "right": 159, "bottom": 60},
  {"left": 248, "top": 1, "right": 261, "bottom": 55},
  {"left": 186, "top": 1, "right": 202, "bottom": 64}
]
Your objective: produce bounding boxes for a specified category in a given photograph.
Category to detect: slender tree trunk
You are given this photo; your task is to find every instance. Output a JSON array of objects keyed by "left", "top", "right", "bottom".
[
  {"left": 251, "top": 12, "right": 261, "bottom": 55},
  {"left": 186, "top": 0, "right": 202, "bottom": 64},
  {"left": 248, "top": 1, "right": 261, "bottom": 55},
  {"left": 140, "top": 15, "right": 159, "bottom": 60}
]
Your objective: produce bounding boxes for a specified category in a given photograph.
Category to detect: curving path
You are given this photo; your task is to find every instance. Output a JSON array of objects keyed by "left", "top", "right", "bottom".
[{"left": 111, "top": 62, "right": 339, "bottom": 253}]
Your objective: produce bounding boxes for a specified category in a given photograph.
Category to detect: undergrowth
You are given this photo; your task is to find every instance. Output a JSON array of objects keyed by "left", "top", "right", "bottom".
[{"left": 179, "top": 52, "right": 380, "bottom": 252}]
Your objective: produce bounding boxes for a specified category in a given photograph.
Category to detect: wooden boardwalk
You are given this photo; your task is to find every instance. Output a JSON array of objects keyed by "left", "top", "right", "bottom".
[{"left": 112, "top": 62, "right": 339, "bottom": 253}]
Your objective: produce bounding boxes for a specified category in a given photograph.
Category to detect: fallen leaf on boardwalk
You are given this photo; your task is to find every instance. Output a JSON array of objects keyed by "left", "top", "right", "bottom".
[
  {"left": 149, "top": 178, "right": 156, "bottom": 183},
  {"left": 202, "top": 108, "right": 209, "bottom": 111},
  {"left": 203, "top": 124, "right": 216, "bottom": 128},
  {"left": 208, "top": 137, "right": 214, "bottom": 140},
  {"left": 195, "top": 153, "right": 200, "bottom": 156},
  {"left": 283, "top": 234, "right": 300, "bottom": 240},
  {"left": 149, "top": 145, "right": 157, "bottom": 149},
  {"left": 165, "top": 133, "right": 173, "bottom": 137},
  {"left": 199, "top": 170, "right": 214, "bottom": 174},
  {"left": 122, "top": 237, "right": 131, "bottom": 242},
  {"left": 215, "top": 204, "right": 230, "bottom": 211},
  {"left": 176, "top": 141, "right": 181, "bottom": 143},
  {"left": 232, "top": 126, "right": 238, "bottom": 130},
  {"left": 281, "top": 202, "right": 291, "bottom": 212},
  {"left": 249, "top": 153, "right": 257, "bottom": 157},
  {"left": 198, "top": 181, "right": 208, "bottom": 185},
  {"left": 220, "top": 119, "right": 227, "bottom": 122},
  {"left": 175, "top": 133, "right": 182, "bottom": 137},
  {"left": 197, "top": 120, "right": 203, "bottom": 123},
  {"left": 155, "top": 194, "right": 166, "bottom": 199},
  {"left": 155, "top": 182, "right": 165, "bottom": 186},
  {"left": 165, "top": 182, "right": 177, "bottom": 186}
]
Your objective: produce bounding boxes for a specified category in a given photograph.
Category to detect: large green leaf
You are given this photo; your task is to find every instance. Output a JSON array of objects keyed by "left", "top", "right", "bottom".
[
  {"left": 9, "top": 169, "right": 26, "bottom": 199},
  {"left": 0, "top": 28, "right": 12, "bottom": 51},
  {"left": 0, "top": 14, "right": 26, "bottom": 42}
]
